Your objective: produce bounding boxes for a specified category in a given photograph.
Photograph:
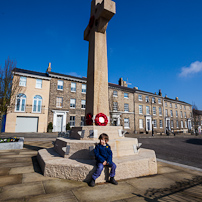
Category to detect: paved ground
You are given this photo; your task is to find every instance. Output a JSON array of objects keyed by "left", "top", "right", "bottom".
[
  {"left": 1, "top": 137, "right": 202, "bottom": 201},
  {"left": 138, "top": 136, "right": 202, "bottom": 169}
]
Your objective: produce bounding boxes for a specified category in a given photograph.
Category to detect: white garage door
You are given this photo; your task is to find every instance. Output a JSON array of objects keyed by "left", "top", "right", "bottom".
[{"left": 15, "top": 117, "right": 38, "bottom": 132}]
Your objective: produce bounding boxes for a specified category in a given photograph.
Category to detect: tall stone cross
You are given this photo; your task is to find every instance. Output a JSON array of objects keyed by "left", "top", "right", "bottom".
[{"left": 84, "top": 0, "right": 116, "bottom": 125}]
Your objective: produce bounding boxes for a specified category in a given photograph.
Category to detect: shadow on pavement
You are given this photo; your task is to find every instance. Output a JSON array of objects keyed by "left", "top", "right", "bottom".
[
  {"left": 23, "top": 144, "right": 44, "bottom": 151},
  {"left": 131, "top": 176, "right": 202, "bottom": 201},
  {"left": 186, "top": 139, "right": 202, "bottom": 146}
]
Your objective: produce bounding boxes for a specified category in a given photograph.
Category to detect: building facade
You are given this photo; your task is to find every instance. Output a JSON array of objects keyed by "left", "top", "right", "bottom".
[
  {"left": 5, "top": 66, "right": 193, "bottom": 134},
  {"left": 5, "top": 68, "right": 50, "bottom": 133}
]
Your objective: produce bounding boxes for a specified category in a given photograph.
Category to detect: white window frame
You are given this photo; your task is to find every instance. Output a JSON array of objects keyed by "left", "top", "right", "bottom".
[
  {"left": 145, "top": 96, "right": 149, "bottom": 103},
  {"left": 124, "top": 118, "right": 130, "bottom": 129},
  {"left": 180, "top": 111, "right": 183, "bottom": 118},
  {"left": 138, "top": 95, "right": 142, "bottom": 101},
  {"left": 160, "top": 120, "right": 163, "bottom": 128},
  {"left": 124, "top": 103, "right": 129, "bottom": 112},
  {"left": 32, "top": 95, "right": 42, "bottom": 113},
  {"left": 56, "top": 97, "right": 63, "bottom": 108},
  {"left": 124, "top": 93, "right": 129, "bottom": 99},
  {"left": 184, "top": 112, "right": 186, "bottom": 118},
  {"left": 170, "top": 103, "right": 172, "bottom": 107},
  {"left": 139, "top": 119, "right": 143, "bottom": 129},
  {"left": 70, "top": 99, "right": 76, "bottom": 108},
  {"left": 171, "top": 120, "right": 174, "bottom": 128},
  {"left": 165, "top": 102, "right": 167, "bottom": 107},
  {"left": 57, "top": 80, "right": 63, "bottom": 90},
  {"left": 185, "top": 121, "right": 187, "bottom": 128},
  {"left": 146, "top": 106, "right": 150, "bottom": 115},
  {"left": 15, "top": 94, "right": 26, "bottom": 112},
  {"left": 152, "top": 97, "right": 155, "bottom": 103},
  {"left": 19, "top": 76, "right": 27, "bottom": 87},
  {"left": 175, "top": 104, "right": 177, "bottom": 109},
  {"left": 153, "top": 107, "right": 156, "bottom": 115},
  {"left": 81, "top": 116, "right": 85, "bottom": 126},
  {"left": 153, "top": 119, "right": 157, "bottom": 128},
  {"left": 81, "top": 100, "right": 86, "bottom": 109},
  {"left": 113, "top": 102, "right": 118, "bottom": 111},
  {"left": 176, "top": 120, "right": 179, "bottom": 128},
  {"left": 71, "top": 82, "right": 76, "bottom": 92},
  {"left": 82, "top": 84, "right": 86, "bottom": 93},
  {"left": 176, "top": 110, "right": 178, "bottom": 117},
  {"left": 70, "top": 116, "right": 75, "bottom": 127},
  {"left": 139, "top": 105, "right": 143, "bottom": 114},
  {"left": 170, "top": 110, "right": 173, "bottom": 117},
  {"left": 181, "top": 120, "right": 183, "bottom": 128},
  {"left": 36, "top": 79, "right": 42, "bottom": 89},
  {"left": 113, "top": 90, "right": 118, "bottom": 97},
  {"left": 159, "top": 107, "right": 162, "bottom": 116},
  {"left": 165, "top": 109, "right": 168, "bottom": 117},
  {"left": 158, "top": 98, "right": 161, "bottom": 104}
]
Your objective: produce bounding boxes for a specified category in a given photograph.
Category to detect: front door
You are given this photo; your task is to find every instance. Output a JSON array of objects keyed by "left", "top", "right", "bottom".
[
  {"left": 56, "top": 115, "right": 63, "bottom": 132},
  {"left": 166, "top": 120, "right": 170, "bottom": 129},
  {"left": 147, "top": 119, "right": 150, "bottom": 131}
]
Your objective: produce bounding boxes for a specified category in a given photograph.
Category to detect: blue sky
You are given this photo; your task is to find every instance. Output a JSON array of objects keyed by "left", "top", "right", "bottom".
[{"left": 0, "top": 0, "right": 202, "bottom": 109}]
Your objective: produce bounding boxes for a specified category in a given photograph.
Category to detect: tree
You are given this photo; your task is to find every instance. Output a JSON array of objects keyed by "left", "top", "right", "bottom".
[{"left": 0, "top": 57, "right": 20, "bottom": 116}]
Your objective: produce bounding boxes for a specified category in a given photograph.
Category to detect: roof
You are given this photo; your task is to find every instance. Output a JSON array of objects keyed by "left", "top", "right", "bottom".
[
  {"left": 164, "top": 96, "right": 191, "bottom": 105},
  {"left": 13, "top": 68, "right": 49, "bottom": 78},
  {"left": 193, "top": 109, "right": 202, "bottom": 115}
]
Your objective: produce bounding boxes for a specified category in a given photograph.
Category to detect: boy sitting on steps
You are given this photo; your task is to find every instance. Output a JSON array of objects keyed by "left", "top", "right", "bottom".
[{"left": 89, "top": 133, "right": 118, "bottom": 187}]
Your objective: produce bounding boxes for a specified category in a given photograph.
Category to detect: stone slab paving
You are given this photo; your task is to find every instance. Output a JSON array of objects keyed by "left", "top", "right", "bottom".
[{"left": 0, "top": 140, "right": 202, "bottom": 201}]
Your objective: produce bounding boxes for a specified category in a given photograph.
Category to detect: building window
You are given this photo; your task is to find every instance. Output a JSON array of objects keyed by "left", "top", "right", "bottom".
[
  {"left": 165, "top": 102, "right": 167, "bottom": 107},
  {"left": 184, "top": 112, "right": 186, "bottom": 118},
  {"left": 56, "top": 97, "right": 63, "bottom": 108},
  {"left": 175, "top": 104, "right": 177, "bottom": 109},
  {"left": 70, "top": 99, "right": 76, "bottom": 108},
  {"left": 189, "top": 106, "right": 191, "bottom": 110},
  {"left": 33, "top": 95, "right": 42, "bottom": 113},
  {"left": 82, "top": 84, "right": 86, "bottom": 93},
  {"left": 176, "top": 111, "right": 178, "bottom": 117},
  {"left": 170, "top": 110, "right": 173, "bottom": 117},
  {"left": 139, "top": 119, "right": 143, "bottom": 129},
  {"left": 184, "top": 106, "right": 186, "bottom": 110},
  {"left": 19, "top": 76, "right": 27, "bottom": 87},
  {"left": 190, "top": 112, "right": 192, "bottom": 117},
  {"left": 180, "top": 105, "right": 182, "bottom": 109},
  {"left": 57, "top": 80, "right": 63, "bottom": 90},
  {"left": 138, "top": 95, "right": 142, "bottom": 101},
  {"left": 165, "top": 109, "right": 168, "bottom": 116},
  {"left": 185, "top": 121, "right": 187, "bottom": 128},
  {"left": 70, "top": 116, "right": 75, "bottom": 127},
  {"left": 181, "top": 120, "right": 183, "bottom": 128},
  {"left": 176, "top": 120, "right": 179, "bottom": 128},
  {"left": 180, "top": 111, "right": 183, "bottom": 118},
  {"left": 113, "top": 102, "right": 118, "bottom": 111},
  {"left": 146, "top": 96, "right": 149, "bottom": 103},
  {"left": 81, "top": 100, "right": 86, "bottom": 109},
  {"left": 124, "top": 93, "right": 129, "bottom": 98},
  {"left": 171, "top": 120, "right": 174, "bottom": 128},
  {"left": 152, "top": 97, "right": 155, "bottom": 103},
  {"left": 124, "top": 118, "right": 130, "bottom": 128},
  {"left": 153, "top": 107, "right": 156, "bottom": 115},
  {"left": 170, "top": 103, "right": 172, "bottom": 107},
  {"left": 113, "top": 90, "right": 118, "bottom": 97},
  {"left": 158, "top": 98, "right": 161, "bottom": 104},
  {"left": 124, "top": 103, "right": 129, "bottom": 112},
  {"left": 81, "top": 116, "right": 85, "bottom": 126},
  {"left": 153, "top": 119, "right": 157, "bottom": 128},
  {"left": 36, "top": 79, "right": 42, "bottom": 89},
  {"left": 160, "top": 120, "right": 163, "bottom": 128},
  {"left": 15, "top": 93, "right": 26, "bottom": 112},
  {"left": 146, "top": 106, "right": 150, "bottom": 115},
  {"left": 159, "top": 107, "right": 162, "bottom": 116},
  {"left": 71, "top": 82, "right": 76, "bottom": 92},
  {"left": 139, "top": 105, "right": 143, "bottom": 114}
]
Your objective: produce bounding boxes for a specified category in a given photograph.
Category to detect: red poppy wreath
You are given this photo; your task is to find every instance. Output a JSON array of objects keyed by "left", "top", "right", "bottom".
[{"left": 95, "top": 113, "right": 108, "bottom": 126}]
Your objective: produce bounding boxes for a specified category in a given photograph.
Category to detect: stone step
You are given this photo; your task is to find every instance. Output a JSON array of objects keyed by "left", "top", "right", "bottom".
[
  {"left": 54, "top": 137, "right": 140, "bottom": 159},
  {"left": 37, "top": 147, "right": 157, "bottom": 183}
]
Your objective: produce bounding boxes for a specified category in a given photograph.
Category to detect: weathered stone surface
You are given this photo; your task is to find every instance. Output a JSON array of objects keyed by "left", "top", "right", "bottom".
[
  {"left": 22, "top": 172, "right": 52, "bottom": 183},
  {"left": 37, "top": 147, "right": 157, "bottom": 183},
  {"left": 9, "top": 166, "right": 35, "bottom": 174},
  {"left": 0, "top": 174, "right": 22, "bottom": 187},
  {"left": 0, "top": 167, "right": 10, "bottom": 176}
]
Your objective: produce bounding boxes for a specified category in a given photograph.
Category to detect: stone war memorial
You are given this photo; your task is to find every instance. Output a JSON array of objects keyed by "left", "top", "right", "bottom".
[{"left": 37, "top": 0, "right": 157, "bottom": 183}]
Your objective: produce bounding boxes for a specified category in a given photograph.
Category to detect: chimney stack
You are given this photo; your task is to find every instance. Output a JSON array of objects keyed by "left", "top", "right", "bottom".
[
  {"left": 119, "top": 78, "right": 128, "bottom": 87},
  {"left": 46, "top": 62, "right": 51, "bottom": 72},
  {"left": 175, "top": 97, "right": 179, "bottom": 100}
]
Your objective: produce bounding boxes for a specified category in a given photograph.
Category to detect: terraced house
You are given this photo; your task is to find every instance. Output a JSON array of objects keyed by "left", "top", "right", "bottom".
[{"left": 5, "top": 65, "right": 193, "bottom": 134}]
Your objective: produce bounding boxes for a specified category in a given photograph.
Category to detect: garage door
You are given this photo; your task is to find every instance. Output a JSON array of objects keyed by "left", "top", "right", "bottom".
[{"left": 15, "top": 117, "right": 38, "bottom": 132}]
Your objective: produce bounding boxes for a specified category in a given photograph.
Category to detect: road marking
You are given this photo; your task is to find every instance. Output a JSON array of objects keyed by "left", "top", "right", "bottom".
[{"left": 157, "top": 158, "right": 202, "bottom": 172}]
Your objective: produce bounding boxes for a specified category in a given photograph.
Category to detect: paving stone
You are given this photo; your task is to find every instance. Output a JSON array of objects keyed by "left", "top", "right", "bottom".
[
  {"left": 163, "top": 171, "right": 197, "bottom": 181},
  {"left": 1, "top": 198, "right": 25, "bottom": 202},
  {"left": 0, "top": 167, "right": 10, "bottom": 176},
  {"left": 14, "top": 157, "right": 32, "bottom": 163},
  {"left": 9, "top": 166, "right": 35, "bottom": 174},
  {"left": 0, "top": 174, "right": 22, "bottom": 187},
  {"left": 43, "top": 179, "right": 87, "bottom": 194},
  {"left": 1, "top": 154, "right": 35, "bottom": 158},
  {"left": 22, "top": 172, "right": 53, "bottom": 183},
  {"left": 19, "top": 151, "right": 38, "bottom": 155},
  {"left": 0, "top": 151, "right": 19, "bottom": 156},
  {"left": 158, "top": 166, "right": 179, "bottom": 174},
  {"left": 72, "top": 181, "right": 135, "bottom": 202},
  {"left": 1, "top": 182, "right": 45, "bottom": 200},
  {"left": 26, "top": 191, "right": 77, "bottom": 202},
  {"left": 0, "top": 158, "right": 15, "bottom": 164},
  {"left": 0, "top": 162, "right": 32, "bottom": 168}
]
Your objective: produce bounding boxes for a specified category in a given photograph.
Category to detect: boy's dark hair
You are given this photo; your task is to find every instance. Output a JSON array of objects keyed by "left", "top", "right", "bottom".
[{"left": 98, "top": 133, "right": 109, "bottom": 142}]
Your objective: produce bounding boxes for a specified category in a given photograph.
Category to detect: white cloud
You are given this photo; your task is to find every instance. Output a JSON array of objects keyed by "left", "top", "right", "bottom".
[{"left": 179, "top": 61, "right": 202, "bottom": 77}]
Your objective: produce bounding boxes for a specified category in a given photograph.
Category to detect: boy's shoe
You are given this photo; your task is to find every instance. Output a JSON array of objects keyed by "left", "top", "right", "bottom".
[
  {"left": 109, "top": 177, "right": 118, "bottom": 185},
  {"left": 89, "top": 178, "right": 95, "bottom": 187}
]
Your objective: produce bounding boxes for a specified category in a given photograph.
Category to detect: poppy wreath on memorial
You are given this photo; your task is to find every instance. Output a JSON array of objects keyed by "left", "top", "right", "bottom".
[
  {"left": 95, "top": 113, "right": 108, "bottom": 126},
  {"left": 86, "top": 113, "right": 93, "bottom": 125}
]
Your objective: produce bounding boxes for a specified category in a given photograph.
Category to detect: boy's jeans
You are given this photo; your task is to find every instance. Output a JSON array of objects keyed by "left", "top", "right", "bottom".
[{"left": 92, "top": 162, "right": 116, "bottom": 180}]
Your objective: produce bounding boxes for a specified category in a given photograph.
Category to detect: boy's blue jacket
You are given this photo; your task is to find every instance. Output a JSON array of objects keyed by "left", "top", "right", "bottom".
[{"left": 94, "top": 143, "right": 112, "bottom": 165}]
